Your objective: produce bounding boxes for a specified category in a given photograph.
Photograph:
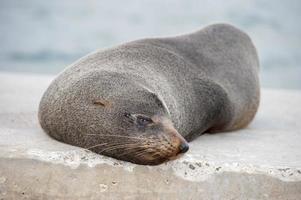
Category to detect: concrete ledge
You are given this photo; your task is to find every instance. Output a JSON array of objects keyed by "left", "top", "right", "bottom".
[{"left": 0, "top": 72, "right": 301, "bottom": 199}]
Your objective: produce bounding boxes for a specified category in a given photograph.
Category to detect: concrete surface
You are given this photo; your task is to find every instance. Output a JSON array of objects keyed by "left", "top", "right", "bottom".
[{"left": 0, "top": 72, "right": 301, "bottom": 200}]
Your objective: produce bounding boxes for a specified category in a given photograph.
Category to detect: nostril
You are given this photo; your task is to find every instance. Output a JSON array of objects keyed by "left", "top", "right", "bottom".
[{"left": 179, "top": 142, "right": 189, "bottom": 154}]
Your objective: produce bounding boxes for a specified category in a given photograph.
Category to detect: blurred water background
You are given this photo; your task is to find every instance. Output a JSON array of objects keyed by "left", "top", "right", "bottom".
[{"left": 0, "top": 0, "right": 300, "bottom": 89}]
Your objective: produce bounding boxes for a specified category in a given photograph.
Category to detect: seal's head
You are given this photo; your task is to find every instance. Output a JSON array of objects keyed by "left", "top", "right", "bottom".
[
  {"left": 84, "top": 72, "right": 189, "bottom": 165},
  {"left": 85, "top": 72, "right": 188, "bottom": 165},
  {"left": 39, "top": 71, "right": 189, "bottom": 165}
]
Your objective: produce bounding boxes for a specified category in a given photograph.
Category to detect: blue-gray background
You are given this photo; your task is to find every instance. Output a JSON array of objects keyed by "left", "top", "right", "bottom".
[{"left": 0, "top": 0, "right": 300, "bottom": 89}]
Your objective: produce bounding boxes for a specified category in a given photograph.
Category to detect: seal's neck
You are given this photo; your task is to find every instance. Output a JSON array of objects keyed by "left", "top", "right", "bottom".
[{"left": 171, "top": 77, "right": 232, "bottom": 142}]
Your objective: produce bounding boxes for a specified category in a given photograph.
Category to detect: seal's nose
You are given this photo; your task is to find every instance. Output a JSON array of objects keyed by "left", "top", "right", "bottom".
[{"left": 179, "top": 142, "right": 189, "bottom": 154}]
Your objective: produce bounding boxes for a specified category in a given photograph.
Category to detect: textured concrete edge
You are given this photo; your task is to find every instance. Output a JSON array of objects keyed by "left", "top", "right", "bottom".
[
  {"left": 1, "top": 157, "right": 301, "bottom": 200},
  {"left": 1, "top": 147, "right": 301, "bottom": 183}
]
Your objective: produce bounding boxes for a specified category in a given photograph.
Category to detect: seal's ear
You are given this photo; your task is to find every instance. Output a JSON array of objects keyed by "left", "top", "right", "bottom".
[
  {"left": 146, "top": 92, "right": 171, "bottom": 117},
  {"left": 136, "top": 84, "right": 170, "bottom": 116}
]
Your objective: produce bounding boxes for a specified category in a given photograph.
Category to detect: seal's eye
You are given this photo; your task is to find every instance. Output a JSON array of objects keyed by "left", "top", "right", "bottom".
[
  {"left": 124, "top": 112, "right": 131, "bottom": 118},
  {"left": 124, "top": 113, "right": 153, "bottom": 126},
  {"left": 124, "top": 112, "right": 136, "bottom": 123},
  {"left": 136, "top": 115, "right": 153, "bottom": 126}
]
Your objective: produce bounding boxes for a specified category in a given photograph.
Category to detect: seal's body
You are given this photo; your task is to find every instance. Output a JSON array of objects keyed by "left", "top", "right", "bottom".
[{"left": 39, "top": 24, "right": 260, "bottom": 165}]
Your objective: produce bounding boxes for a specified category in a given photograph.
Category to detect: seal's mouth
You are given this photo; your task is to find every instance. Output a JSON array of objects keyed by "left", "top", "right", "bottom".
[
  {"left": 85, "top": 114, "right": 189, "bottom": 165},
  {"left": 167, "top": 142, "right": 190, "bottom": 162},
  {"left": 125, "top": 131, "right": 190, "bottom": 165},
  {"left": 162, "top": 140, "right": 190, "bottom": 163}
]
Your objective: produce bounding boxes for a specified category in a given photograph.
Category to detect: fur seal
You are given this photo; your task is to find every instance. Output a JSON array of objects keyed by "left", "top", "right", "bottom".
[{"left": 38, "top": 23, "right": 260, "bottom": 165}]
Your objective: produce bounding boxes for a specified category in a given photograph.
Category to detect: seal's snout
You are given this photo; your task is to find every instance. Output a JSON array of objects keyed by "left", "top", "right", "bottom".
[
  {"left": 179, "top": 142, "right": 189, "bottom": 154},
  {"left": 159, "top": 117, "right": 189, "bottom": 157}
]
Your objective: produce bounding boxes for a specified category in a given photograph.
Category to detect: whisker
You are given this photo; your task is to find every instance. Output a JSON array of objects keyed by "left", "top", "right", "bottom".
[
  {"left": 131, "top": 144, "right": 159, "bottom": 158},
  {"left": 133, "top": 149, "right": 152, "bottom": 158},
  {"left": 118, "top": 141, "right": 158, "bottom": 157},
  {"left": 135, "top": 150, "right": 158, "bottom": 161},
  {"left": 85, "top": 132, "right": 163, "bottom": 161},
  {"left": 86, "top": 134, "right": 145, "bottom": 140},
  {"left": 151, "top": 153, "right": 162, "bottom": 159},
  {"left": 87, "top": 142, "right": 108, "bottom": 150},
  {"left": 118, "top": 138, "right": 160, "bottom": 158},
  {"left": 118, "top": 146, "right": 145, "bottom": 157},
  {"left": 98, "top": 143, "right": 139, "bottom": 154},
  {"left": 87, "top": 141, "right": 137, "bottom": 150}
]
